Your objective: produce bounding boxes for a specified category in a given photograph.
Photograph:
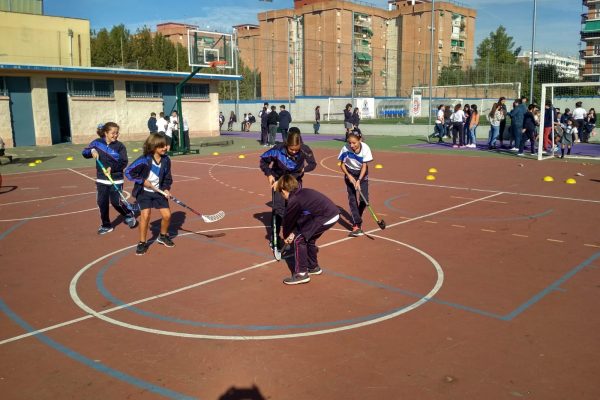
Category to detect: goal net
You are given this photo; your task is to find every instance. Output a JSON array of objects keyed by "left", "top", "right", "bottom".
[
  {"left": 537, "top": 82, "right": 600, "bottom": 161},
  {"left": 326, "top": 97, "right": 353, "bottom": 121},
  {"left": 412, "top": 82, "right": 522, "bottom": 119}
]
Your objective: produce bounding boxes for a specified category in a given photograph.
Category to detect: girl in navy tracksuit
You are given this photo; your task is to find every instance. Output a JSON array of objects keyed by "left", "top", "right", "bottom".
[
  {"left": 125, "top": 134, "right": 174, "bottom": 256},
  {"left": 82, "top": 122, "right": 137, "bottom": 235},
  {"left": 278, "top": 175, "right": 339, "bottom": 285},
  {"left": 259, "top": 128, "right": 317, "bottom": 247}
]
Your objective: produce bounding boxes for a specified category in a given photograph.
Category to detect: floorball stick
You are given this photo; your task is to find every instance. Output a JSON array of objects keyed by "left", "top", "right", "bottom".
[
  {"left": 95, "top": 158, "right": 139, "bottom": 216},
  {"left": 155, "top": 188, "right": 225, "bottom": 223},
  {"left": 357, "top": 189, "right": 386, "bottom": 230}
]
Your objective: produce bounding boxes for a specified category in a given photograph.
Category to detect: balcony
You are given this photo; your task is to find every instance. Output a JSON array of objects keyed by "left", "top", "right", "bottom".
[
  {"left": 584, "top": 0, "right": 600, "bottom": 6},
  {"left": 580, "top": 48, "right": 600, "bottom": 58},
  {"left": 581, "top": 12, "right": 600, "bottom": 24}
]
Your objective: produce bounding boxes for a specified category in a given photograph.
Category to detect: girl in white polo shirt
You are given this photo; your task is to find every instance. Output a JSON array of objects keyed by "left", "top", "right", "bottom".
[{"left": 338, "top": 128, "right": 374, "bottom": 237}]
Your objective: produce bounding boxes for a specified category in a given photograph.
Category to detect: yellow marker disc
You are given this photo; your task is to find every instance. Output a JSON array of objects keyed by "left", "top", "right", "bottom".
[
  {"left": 28, "top": 162, "right": 36, "bottom": 167},
  {"left": 212, "top": 152, "right": 220, "bottom": 156},
  {"left": 337, "top": 161, "right": 342, "bottom": 166},
  {"left": 428, "top": 167, "right": 438, "bottom": 174},
  {"left": 132, "top": 149, "right": 139, "bottom": 153},
  {"left": 375, "top": 164, "right": 383, "bottom": 169},
  {"left": 426, "top": 174, "right": 436, "bottom": 181},
  {"left": 66, "top": 156, "right": 74, "bottom": 161},
  {"left": 543, "top": 176, "right": 554, "bottom": 182},
  {"left": 565, "top": 178, "right": 576, "bottom": 184},
  {"left": 238, "top": 154, "right": 246, "bottom": 159},
  {"left": 35, "top": 159, "right": 42, "bottom": 164}
]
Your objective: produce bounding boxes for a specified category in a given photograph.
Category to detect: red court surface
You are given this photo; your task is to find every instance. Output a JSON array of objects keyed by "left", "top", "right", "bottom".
[{"left": 1, "top": 149, "right": 599, "bottom": 400}]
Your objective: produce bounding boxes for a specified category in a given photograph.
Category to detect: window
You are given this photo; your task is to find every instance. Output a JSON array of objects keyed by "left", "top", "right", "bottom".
[
  {"left": 69, "top": 79, "right": 114, "bottom": 97},
  {"left": 126, "top": 81, "right": 162, "bottom": 98},
  {"left": 0, "top": 77, "right": 7, "bottom": 96},
  {"left": 182, "top": 83, "right": 209, "bottom": 99}
]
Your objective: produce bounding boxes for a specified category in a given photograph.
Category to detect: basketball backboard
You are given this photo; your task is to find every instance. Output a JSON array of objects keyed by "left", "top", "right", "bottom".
[{"left": 187, "top": 29, "right": 235, "bottom": 69}]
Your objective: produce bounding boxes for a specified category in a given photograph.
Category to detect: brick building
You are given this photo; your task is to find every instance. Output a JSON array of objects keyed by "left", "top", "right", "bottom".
[
  {"left": 580, "top": 0, "right": 600, "bottom": 79},
  {"left": 235, "top": 0, "right": 476, "bottom": 99}
]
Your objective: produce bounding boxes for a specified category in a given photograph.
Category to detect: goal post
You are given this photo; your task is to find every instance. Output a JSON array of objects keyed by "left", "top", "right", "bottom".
[
  {"left": 326, "top": 97, "right": 354, "bottom": 121},
  {"left": 538, "top": 81, "right": 600, "bottom": 161}
]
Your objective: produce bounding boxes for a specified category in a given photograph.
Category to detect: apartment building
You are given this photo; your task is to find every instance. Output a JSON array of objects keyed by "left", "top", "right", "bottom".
[
  {"left": 236, "top": 0, "right": 476, "bottom": 99},
  {"left": 580, "top": 0, "right": 600, "bottom": 79},
  {"left": 518, "top": 51, "right": 583, "bottom": 80}
]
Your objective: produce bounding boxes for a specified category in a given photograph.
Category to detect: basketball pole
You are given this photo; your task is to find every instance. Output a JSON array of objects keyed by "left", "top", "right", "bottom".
[{"left": 172, "top": 67, "right": 201, "bottom": 156}]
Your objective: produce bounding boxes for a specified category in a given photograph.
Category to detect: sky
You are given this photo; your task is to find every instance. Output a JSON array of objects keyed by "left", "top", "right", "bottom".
[{"left": 44, "top": 0, "right": 583, "bottom": 57}]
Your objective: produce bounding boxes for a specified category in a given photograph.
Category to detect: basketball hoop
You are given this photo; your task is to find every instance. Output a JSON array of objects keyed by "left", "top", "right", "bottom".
[{"left": 208, "top": 60, "right": 228, "bottom": 70}]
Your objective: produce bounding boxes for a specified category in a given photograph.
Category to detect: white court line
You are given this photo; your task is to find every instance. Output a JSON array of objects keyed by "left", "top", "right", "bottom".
[
  {"left": 584, "top": 244, "right": 600, "bottom": 248},
  {"left": 68, "top": 168, "right": 96, "bottom": 182},
  {"left": 451, "top": 195, "right": 508, "bottom": 204},
  {"left": 173, "top": 174, "right": 202, "bottom": 180},
  {"left": 21, "top": 187, "right": 39, "bottom": 190},
  {"left": 546, "top": 239, "right": 564, "bottom": 243},
  {"left": 2, "top": 192, "right": 500, "bottom": 344},
  {"left": 0, "top": 208, "right": 97, "bottom": 222},
  {"left": 174, "top": 159, "right": 600, "bottom": 204},
  {"left": 0, "top": 192, "right": 95, "bottom": 207},
  {"left": 451, "top": 224, "right": 466, "bottom": 228},
  {"left": 480, "top": 229, "right": 496, "bottom": 233},
  {"left": 512, "top": 234, "right": 529, "bottom": 238}
]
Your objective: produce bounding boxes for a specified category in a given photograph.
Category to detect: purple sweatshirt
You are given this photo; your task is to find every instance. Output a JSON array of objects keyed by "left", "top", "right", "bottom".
[{"left": 282, "top": 187, "right": 339, "bottom": 240}]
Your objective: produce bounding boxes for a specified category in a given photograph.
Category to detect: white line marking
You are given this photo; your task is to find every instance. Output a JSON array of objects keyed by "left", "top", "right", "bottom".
[
  {"left": 584, "top": 244, "right": 600, "bottom": 248},
  {"left": 451, "top": 224, "right": 466, "bottom": 228},
  {"left": 512, "top": 234, "right": 529, "bottom": 238},
  {"left": 175, "top": 159, "right": 600, "bottom": 204},
  {"left": 546, "top": 239, "right": 564, "bottom": 243},
  {"left": 172, "top": 174, "right": 201, "bottom": 180},
  {"left": 68, "top": 227, "right": 445, "bottom": 341},
  {"left": 60, "top": 185, "right": 78, "bottom": 189},
  {"left": 424, "top": 220, "right": 438, "bottom": 224},
  {"left": 481, "top": 229, "right": 496, "bottom": 233},
  {"left": 0, "top": 192, "right": 95, "bottom": 206},
  {"left": 68, "top": 168, "right": 96, "bottom": 182},
  {"left": 451, "top": 195, "right": 508, "bottom": 204},
  {"left": 0, "top": 316, "right": 94, "bottom": 345},
  {"left": 5, "top": 194, "right": 498, "bottom": 344},
  {"left": 21, "top": 187, "right": 39, "bottom": 190},
  {"left": 0, "top": 208, "right": 97, "bottom": 222}
]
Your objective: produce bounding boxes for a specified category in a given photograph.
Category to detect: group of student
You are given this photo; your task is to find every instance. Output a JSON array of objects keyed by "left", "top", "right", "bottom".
[
  {"left": 343, "top": 103, "right": 361, "bottom": 139},
  {"left": 146, "top": 110, "right": 190, "bottom": 151},
  {"left": 430, "top": 97, "right": 596, "bottom": 157},
  {"left": 83, "top": 120, "right": 375, "bottom": 285},
  {"left": 258, "top": 102, "right": 293, "bottom": 146}
]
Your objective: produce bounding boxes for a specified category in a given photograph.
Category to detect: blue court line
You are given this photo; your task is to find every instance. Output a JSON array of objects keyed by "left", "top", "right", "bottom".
[
  {"left": 0, "top": 298, "right": 197, "bottom": 400},
  {"left": 96, "top": 248, "right": 419, "bottom": 331},
  {"left": 503, "top": 251, "right": 600, "bottom": 321}
]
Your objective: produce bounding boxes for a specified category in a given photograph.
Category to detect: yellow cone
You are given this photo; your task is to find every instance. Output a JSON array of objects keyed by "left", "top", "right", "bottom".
[
  {"left": 35, "top": 159, "right": 42, "bottom": 164},
  {"left": 426, "top": 174, "right": 436, "bottom": 181},
  {"left": 565, "top": 178, "right": 576, "bottom": 184},
  {"left": 375, "top": 164, "right": 383, "bottom": 169},
  {"left": 238, "top": 154, "right": 246, "bottom": 159},
  {"left": 428, "top": 167, "right": 438, "bottom": 174},
  {"left": 543, "top": 176, "right": 554, "bottom": 182},
  {"left": 337, "top": 161, "right": 342, "bottom": 166},
  {"left": 133, "top": 148, "right": 139, "bottom": 153},
  {"left": 28, "top": 162, "right": 36, "bottom": 167},
  {"left": 212, "top": 152, "right": 220, "bottom": 156},
  {"left": 66, "top": 156, "right": 74, "bottom": 161}
]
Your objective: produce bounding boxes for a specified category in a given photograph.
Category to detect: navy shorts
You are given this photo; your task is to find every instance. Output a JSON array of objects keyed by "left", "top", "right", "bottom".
[{"left": 137, "top": 190, "right": 169, "bottom": 210}]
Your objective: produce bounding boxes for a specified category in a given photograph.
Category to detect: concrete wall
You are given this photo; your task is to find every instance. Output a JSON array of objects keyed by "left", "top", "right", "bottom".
[{"left": 0, "top": 11, "right": 91, "bottom": 66}]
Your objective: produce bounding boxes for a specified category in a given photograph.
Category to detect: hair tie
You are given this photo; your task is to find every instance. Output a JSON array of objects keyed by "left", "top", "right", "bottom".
[{"left": 97, "top": 123, "right": 104, "bottom": 130}]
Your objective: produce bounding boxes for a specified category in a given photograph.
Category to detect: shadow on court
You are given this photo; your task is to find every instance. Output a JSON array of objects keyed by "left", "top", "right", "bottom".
[{"left": 217, "top": 384, "right": 266, "bottom": 400}]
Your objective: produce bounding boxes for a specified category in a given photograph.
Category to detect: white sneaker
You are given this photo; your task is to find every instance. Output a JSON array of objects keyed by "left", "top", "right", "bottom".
[{"left": 509, "top": 147, "right": 518, "bottom": 151}]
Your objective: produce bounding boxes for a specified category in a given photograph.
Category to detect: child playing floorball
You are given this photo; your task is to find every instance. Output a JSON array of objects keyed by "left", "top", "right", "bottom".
[
  {"left": 125, "top": 134, "right": 174, "bottom": 256},
  {"left": 277, "top": 175, "right": 339, "bottom": 285},
  {"left": 259, "top": 128, "right": 317, "bottom": 250},
  {"left": 82, "top": 122, "right": 137, "bottom": 235},
  {"left": 338, "top": 128, "right": 373, "bottom": 237}
]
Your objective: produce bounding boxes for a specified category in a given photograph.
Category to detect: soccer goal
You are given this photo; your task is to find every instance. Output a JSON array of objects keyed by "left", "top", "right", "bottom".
[
  {"left": 326, "top": 97, "right": 354, "bottom": 121},
  {"left": 537, "top": 82, "right": 600, "bottom": 161},
  {"left": 411, "top": 82, "right": 522, "bottom": 120}
]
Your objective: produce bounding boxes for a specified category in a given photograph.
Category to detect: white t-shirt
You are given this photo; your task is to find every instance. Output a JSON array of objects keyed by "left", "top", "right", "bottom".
[
  {"left": 436, "top": 109, "right": 444, "bottom": 124},
  {"left": 572, "top": 107, "right": 587, "bottom": 120},
  {"left": 156, "top": 117, "right": 168, "bottom": 133},
  {"left": 338, "top": 142, "right": 373, "bottom": 171},
  {"left": 166, "top": 121, "right": 175, "bottom": 137},
  {"left": 451, "top": 110, "right": 465, "bottom": 123}
]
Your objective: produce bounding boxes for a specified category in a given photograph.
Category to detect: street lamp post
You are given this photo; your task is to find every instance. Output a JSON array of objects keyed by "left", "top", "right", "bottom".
[{"left": 428, "top": 0, "right": 435, "bottom": 129}]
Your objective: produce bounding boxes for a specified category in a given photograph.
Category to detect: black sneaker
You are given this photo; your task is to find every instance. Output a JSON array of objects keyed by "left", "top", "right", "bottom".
[
  {"left": 157, "top": 234, "right": 175, "bottom": 247},
  {"left": 307, "top": 265, "right": 322, "bottom": 275},
  {"left": 135, "top": 241, "right": 148, "bottom": 256},
  {"left": 283, "top": 273, "right": 310, "bottom": 285},
  {"left": 98, "top": 226, "right": 114, "bottom": 235}
]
